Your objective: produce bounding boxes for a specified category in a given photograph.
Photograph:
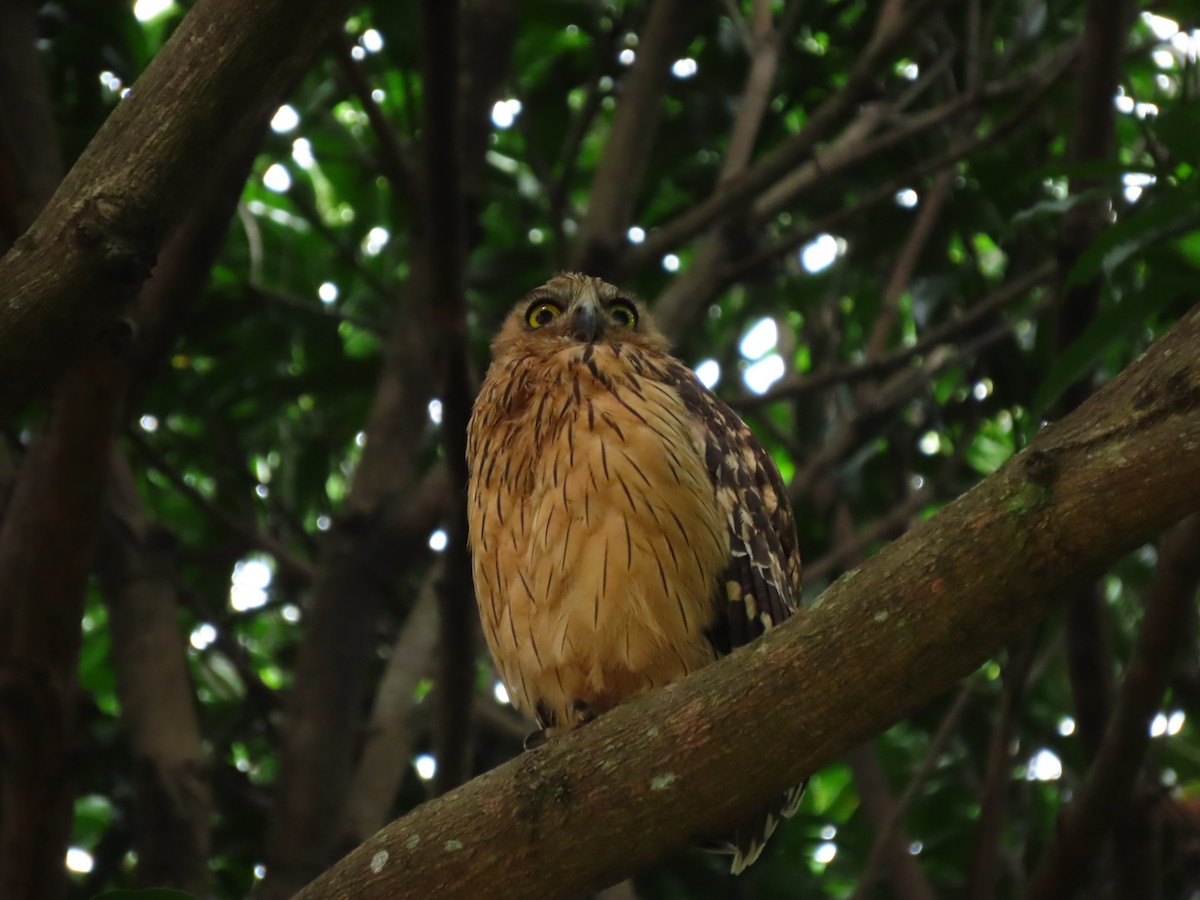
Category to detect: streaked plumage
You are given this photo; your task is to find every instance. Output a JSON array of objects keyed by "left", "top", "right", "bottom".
[{"left": 466, "top": 273, "right": 804, "bottom": 872}]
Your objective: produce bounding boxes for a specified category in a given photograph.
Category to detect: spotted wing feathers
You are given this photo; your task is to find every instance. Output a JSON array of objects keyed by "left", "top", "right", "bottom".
[{"left": 665, "top": 360, "right": 807, "bottom": 873}]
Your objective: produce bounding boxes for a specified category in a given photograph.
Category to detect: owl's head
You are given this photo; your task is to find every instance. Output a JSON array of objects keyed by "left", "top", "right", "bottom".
[{"left": 490, "top": 273, "right": 669, "bottom": 361}]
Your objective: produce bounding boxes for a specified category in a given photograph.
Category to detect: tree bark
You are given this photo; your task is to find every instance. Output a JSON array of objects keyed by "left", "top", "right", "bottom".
[
  {"left": 0, "top": 0, "right": 356, "bottom": 416},
  {"left": 0, "top": 349, "right": 126, "bottom": 900},
  {"left": 294, "top": 304, "right": 1200, "bottom": 900},
  {"left": 98, "top": 454, "right": 213, "bottom": 894}
]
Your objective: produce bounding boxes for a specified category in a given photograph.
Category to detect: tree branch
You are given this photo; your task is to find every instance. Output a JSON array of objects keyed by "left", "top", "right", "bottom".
[
  {"left": 261, "top": 0, "right": 511, "bottom": 889},
  {"left": 98, "top": 452, "right": 213, "bottom": 895},
  {"left": 338, "top": 566, "right": 441, "bottom": 848},
  {"left": 0, "top": 0, "right": 358, "bottom": 416},
  {"left": 0, "top": 0, "right": 61, "bottom": 248},
  {"left": 626, "top": 0, "right": 949, "bottom": 272},
  {"left": 965, "top": 634, "right": 1037, "bottom": 900},
  {"left": 331, "top": 34, "right": 419, "bottom": 213},
  {"left": 0, "top": 347, "right": 126, "bottom": 900},
  {"left": 294, "top": 304, "right": 1200, "bottom": 900},
  {"left": 1054, "top": 0, "right": 1137, "bottom": 767},
  {"left": 1026, "top": 513, "right": 1200, "bottom": 900},
  {"left": 851, "top": 683, "right": 974, "bottom": 900},
  {"left": 419, "top": 0, "right": 475, "bottom": 798},
  {"left": 847, "top": 743, "right": 936, "bottom": 900},
  {"left": 572, "top": 0, "right": 696, "bottom": 276},
  {"left": 738, "top": 261, "right": 1057, "bottom": 408}
]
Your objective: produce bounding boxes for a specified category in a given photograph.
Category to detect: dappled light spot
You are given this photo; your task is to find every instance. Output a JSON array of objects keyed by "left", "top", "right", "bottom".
[
  {"left": 263, "top": 163, "right": 292, "bottom": 193},
  {"left": 66, "top": 847, "right": 94, "bottom": 874},
  {"left": 133, "top": 0, "right": 174, "bottom": 23},
  {"left": 270, "top": 104, "right": 299, "bottom": 134},
  {"left": 694, "top": 359, "right": 720, "bottom": 389},
  {"left": 661, "top": 253, "right": 680, "bottom": 272},
  {"left": 360, "top": 28, "right": 384, "bottom": 53},
  {"left": 1123, "top": 172, "right": 1156, "bottom": 203},
  {"left": 672, "top": 58, "right": 698, "bottom": 79},
  {"left": 189, "top": 623, "right": 217, "bottom": 651},
  {"left": 739, "top": 317, "right": 777, "bottom": 361},
  {"left": 799, "top": 233, "right": 843, "bottom": 273},
  {"left": 1026, "top": 749, "right": 1062, "bottom": 781},
  {"left": 491, "top": 99, "right": 523, "bottom": 129},
  {"left": 743, "top": 354, "right": 784, "bottom": 395},
  {"left": 231, "top": 557, "right": 273, "bottom": 612},
  {"left": 1143, "top": 12, "right": 1179, "bottom": 40},
  {"left": 813, "top": 842, "right": 837, "bottom": 864},
  {"left": 292, "top": 138, "right": 315, "bottom": 169},
  {"left": 415, "top": 754, "right": 437, "bottom": 781},
  {"left": 363, "top": 226, "right": 390, "bottom": 256},
  {"left": 493, "top": 681, "right": 510, "bottom": 705},
  {"left": 428, "top": 529, "right": 448, "bottom": 552}
]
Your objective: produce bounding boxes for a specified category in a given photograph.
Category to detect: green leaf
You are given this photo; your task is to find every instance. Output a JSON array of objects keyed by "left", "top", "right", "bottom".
[
  {"left": 1153, "top": 103, "right": 1200, "bottom": 163},
  {"left": 1068, "top": 191, "right": 1200, "bottom": 286},
  {"left": 1032, "top": 286, "right": 1177, "bottom": 416}
]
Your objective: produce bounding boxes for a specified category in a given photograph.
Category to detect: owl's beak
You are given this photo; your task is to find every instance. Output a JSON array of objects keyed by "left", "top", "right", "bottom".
[{"left": 570, "top": 301, "right": 602, "bottom": 343}]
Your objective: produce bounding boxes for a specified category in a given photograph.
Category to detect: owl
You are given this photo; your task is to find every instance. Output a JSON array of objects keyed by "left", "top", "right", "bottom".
[{"left": 466, "top": 273, "right": 804, "bottom": 873}]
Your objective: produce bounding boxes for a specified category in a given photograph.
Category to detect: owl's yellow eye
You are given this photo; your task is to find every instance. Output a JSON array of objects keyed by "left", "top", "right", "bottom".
[
  {"left": 526, "top": 301, "right": 563, "bottom": 328},
  {"left": 608, "top": 299, "right": 638, "bottom": 328}
]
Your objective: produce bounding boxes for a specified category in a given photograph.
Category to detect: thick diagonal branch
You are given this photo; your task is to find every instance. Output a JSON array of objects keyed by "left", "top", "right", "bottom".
[{"left": 0, "top": 0, "right": 357, "bottom": 416}]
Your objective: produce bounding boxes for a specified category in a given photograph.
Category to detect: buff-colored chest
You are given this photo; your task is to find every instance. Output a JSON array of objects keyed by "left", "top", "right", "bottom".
[{"left": 467, "top": 344, "right": 728, "bottom": 730}]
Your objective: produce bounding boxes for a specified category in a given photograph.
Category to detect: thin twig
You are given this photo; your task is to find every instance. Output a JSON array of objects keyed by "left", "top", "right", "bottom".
[
  {"left": 626, "top": 0, "right": 951, "bottom": 270},
  {"left": 867, "top": 168, "right": 956, "bottom": 359},
  {"left": 851, "top": 683, "right": 974, "bottom": 900},
  {"left": 330, "top": 34, "right": 419, "bottom": 212},
  {"left": 740, "top": 261, "right": 1057, "bottom": 408},
  {"left": 127, "top": 430, "right": 314, "bottom": 585}
]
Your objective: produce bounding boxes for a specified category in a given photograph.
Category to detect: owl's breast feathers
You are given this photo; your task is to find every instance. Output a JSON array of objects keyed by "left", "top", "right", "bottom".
[
  {"left": 468, "top": 341, "right": 727, "bottom": 729},
  {"left": 467, "top": 340, "right": 801, "bottom": 735}
]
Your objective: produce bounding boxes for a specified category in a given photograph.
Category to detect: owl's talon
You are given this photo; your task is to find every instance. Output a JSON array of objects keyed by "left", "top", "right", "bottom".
[
  {"left": 523, "top": 729, "right": 549, "bottom": 750},
  {"left": 569, "top": 699, "right": 597, "bottom": 726}
]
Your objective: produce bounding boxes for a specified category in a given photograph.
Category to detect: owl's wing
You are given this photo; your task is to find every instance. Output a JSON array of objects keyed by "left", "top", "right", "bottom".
[
  {"left": 664, "top": 361, "right": 802, "bottom": 655},
  {"left": 665, "top": 360, "right": 806, "bottom": 873}
]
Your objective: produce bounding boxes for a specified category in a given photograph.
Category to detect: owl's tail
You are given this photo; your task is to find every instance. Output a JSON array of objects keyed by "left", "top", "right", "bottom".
[{"left": 702, "top": 780, "right": 808, "bottom": 875}]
